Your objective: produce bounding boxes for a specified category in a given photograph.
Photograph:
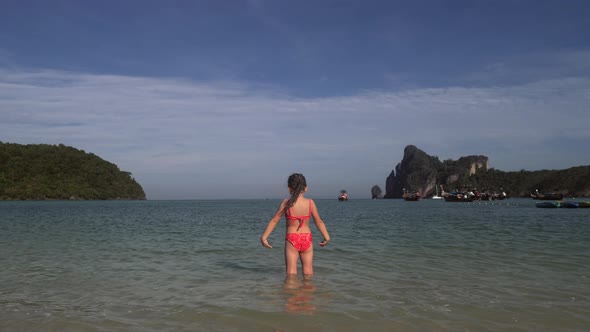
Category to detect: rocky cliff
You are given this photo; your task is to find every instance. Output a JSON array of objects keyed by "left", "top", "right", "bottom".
[
  {"left": 383, "top": 145, "right": 590, "bottom": 198},
  {"left": 384, "top": 145, "right": 489, "bottom": 198}
]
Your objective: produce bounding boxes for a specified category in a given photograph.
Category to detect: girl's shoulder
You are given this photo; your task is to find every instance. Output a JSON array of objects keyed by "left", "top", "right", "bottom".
[
  {"left": 298, "top": 197, "right": 313, "bottom": 204},
  {"left": 302, "top": 197, "right": 314, "bottom": 208}
]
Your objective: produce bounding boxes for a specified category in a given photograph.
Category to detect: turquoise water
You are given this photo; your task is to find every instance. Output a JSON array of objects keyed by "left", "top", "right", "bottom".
[{"left": 1, "top": 199, "right": 589, "bottom": 331}]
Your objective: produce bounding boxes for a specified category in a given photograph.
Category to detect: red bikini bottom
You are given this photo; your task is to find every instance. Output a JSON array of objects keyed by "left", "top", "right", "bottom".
[{"left": 285, "top": 233, "right": 313, "bottom": 252}]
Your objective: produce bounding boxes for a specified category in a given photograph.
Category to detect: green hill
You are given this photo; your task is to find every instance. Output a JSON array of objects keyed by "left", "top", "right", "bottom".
[
  {"left": 0, "top": 142, "right": 146, "bottom": 200},
  {"left": 451, "top": 166, "right": 590, "bottom": 197}
]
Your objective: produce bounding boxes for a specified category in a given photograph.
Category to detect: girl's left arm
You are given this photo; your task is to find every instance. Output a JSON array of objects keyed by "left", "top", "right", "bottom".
[{"left": 310, "top": 200, "right": 331, "bottom": 247}]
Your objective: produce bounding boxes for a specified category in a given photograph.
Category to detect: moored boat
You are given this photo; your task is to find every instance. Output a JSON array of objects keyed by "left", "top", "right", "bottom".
[
  {"left": 444, "top": 192, "right": 473, "bottom": 202},
  {"left": 431, "top": 184, "right": 443, "bottom": 200},
  {"left": 478, "top": 191, "right": 507, "bottom": 201},
  {"left": 535, "top": 201, "right": 560, "bottom": 208},
  {"left": 560, "top": 201, "right": 579, "bottom": 208},
  {"left": 578, "top": 201, "right": 590, "bottom": 208},
  {"left": 402, "top": 188, "right": 421, "bottom": 201},
  {"left": 403, "top": 193, "right": 421, "bottom": 201},
  {"left": 531, "top": 189, "right": 564, "bottom": 200}
]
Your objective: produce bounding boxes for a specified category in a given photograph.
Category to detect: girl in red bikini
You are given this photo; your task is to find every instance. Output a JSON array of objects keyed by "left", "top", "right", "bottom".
[{"left": 261, "top": 173, "right": 331, "bottom": 277}]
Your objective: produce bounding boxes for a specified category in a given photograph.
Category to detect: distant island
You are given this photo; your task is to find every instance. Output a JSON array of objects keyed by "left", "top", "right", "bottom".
[
  {"left": 383, "top": 145, "right": 590, "bottom": 198},
  {"left": 0, "top": 142, "right": 146, "bottom": 200}
]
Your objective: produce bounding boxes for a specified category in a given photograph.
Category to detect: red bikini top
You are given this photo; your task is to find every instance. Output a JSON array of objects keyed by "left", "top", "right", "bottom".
[{"left": 286, "top": 199, "right": 312, "bottom": 230}]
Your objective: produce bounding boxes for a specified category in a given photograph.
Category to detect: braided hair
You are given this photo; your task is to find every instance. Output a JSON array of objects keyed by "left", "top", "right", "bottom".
[{"left": 284, "top": 173, "right": 307, "bottom": 215}]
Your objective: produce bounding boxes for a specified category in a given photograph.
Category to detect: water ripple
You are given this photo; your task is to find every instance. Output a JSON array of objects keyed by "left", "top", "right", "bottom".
[{"left": 1, "top": 199, "right": 589, "bottom": 331}]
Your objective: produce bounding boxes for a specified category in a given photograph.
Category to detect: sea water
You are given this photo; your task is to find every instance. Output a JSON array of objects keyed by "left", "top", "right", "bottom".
[{"left": 0, "top": 199, "right": 589, "bottom": 331}]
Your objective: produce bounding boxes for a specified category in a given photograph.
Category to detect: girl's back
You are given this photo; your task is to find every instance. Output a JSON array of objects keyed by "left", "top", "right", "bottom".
[
  {"left": 285, "top": 198, "right": 312, "bottom": 233},
  {"left": 287, "top": 197, "right": 311, "bottom": 216}
]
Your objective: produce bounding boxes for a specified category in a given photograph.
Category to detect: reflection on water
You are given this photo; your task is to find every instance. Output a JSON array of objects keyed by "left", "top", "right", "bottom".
[{"left": 283, "top": 275, "right": 316, "bottom": 314}]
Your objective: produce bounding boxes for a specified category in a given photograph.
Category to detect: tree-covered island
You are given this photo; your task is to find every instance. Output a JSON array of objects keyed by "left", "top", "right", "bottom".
[{"left": 0, "top": 142, "right": 146, "bottom": 200}]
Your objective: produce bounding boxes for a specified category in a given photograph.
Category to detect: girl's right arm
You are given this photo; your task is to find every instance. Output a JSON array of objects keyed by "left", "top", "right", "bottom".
[
  {"left": 260, "top": 199, "right": 288, "bottom": 249},
  {"left": 310, "top": 200, "right": 331, "bottom": 247}
]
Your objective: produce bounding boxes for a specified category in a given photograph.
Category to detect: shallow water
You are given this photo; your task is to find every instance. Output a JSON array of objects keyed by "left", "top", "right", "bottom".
[{"left": 1, "top": 199, "right": 589, "bottom": 331}]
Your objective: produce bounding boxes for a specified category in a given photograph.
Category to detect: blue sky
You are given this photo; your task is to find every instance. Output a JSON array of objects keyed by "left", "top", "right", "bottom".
[{"left": 1, "top": 0, "right": 589, "bottom": 199}]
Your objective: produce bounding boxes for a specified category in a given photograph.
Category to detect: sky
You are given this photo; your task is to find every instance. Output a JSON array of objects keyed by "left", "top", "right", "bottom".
[{"left": 1, "top": 0, "right": 589, "bottom": 199}]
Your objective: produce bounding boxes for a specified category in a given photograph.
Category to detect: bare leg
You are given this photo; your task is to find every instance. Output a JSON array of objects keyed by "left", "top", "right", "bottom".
[
  {"left": 285, "top": 241, "right": 300, "bottom": 276},
  {"left": 283, "top": 274, "right": 301, "bottom": 289},
  {"left": 300, "top": 245, "right": 314, "bottom": 277},
  {"left": 283, "top": 274, "right": 315, "bottom": 313}
]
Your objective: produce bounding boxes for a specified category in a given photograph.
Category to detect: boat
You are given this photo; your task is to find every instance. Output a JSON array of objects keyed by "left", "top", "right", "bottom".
[
  {"left": 443, "top": 192, "right": 473, "bottom": 202},
  {"left": 338, "top": 190, "right": 349, "bottom": 201},
  {"left": 560, "top": 201, "right": 579, "bottom": 208},
  {"left": 402, "top": 188, "right": 421, "bottom": 201},
  {"left": 531, "top": 189, "right": 564, "bottom": 200},
  {"left": 478, "top": 192, "right": 507, "bottom": 201},
  {"left": 403, "top": 192, "right": 421, "bottom": 201},
  {"left": 535, "top": 201, "right": 560, "bottom": 208},
  {"left": 432, "top": 185, "right": 443, "bottom": 200},
  {"left": 578, "top": 201, "right": 590, "bottom": 208}
]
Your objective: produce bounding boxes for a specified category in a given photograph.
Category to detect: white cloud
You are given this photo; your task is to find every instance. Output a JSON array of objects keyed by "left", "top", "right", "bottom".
[
  {"left": 468, "top": 49, "right": 590, "bottom": 85},
  {"left": 1, "top": 68, "right": 589, "bottom": 199}
]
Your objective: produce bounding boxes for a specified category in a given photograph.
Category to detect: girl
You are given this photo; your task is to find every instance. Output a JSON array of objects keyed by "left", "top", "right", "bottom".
[{"left": 261, "top": 173, "right": 331, "bottom": 276}]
